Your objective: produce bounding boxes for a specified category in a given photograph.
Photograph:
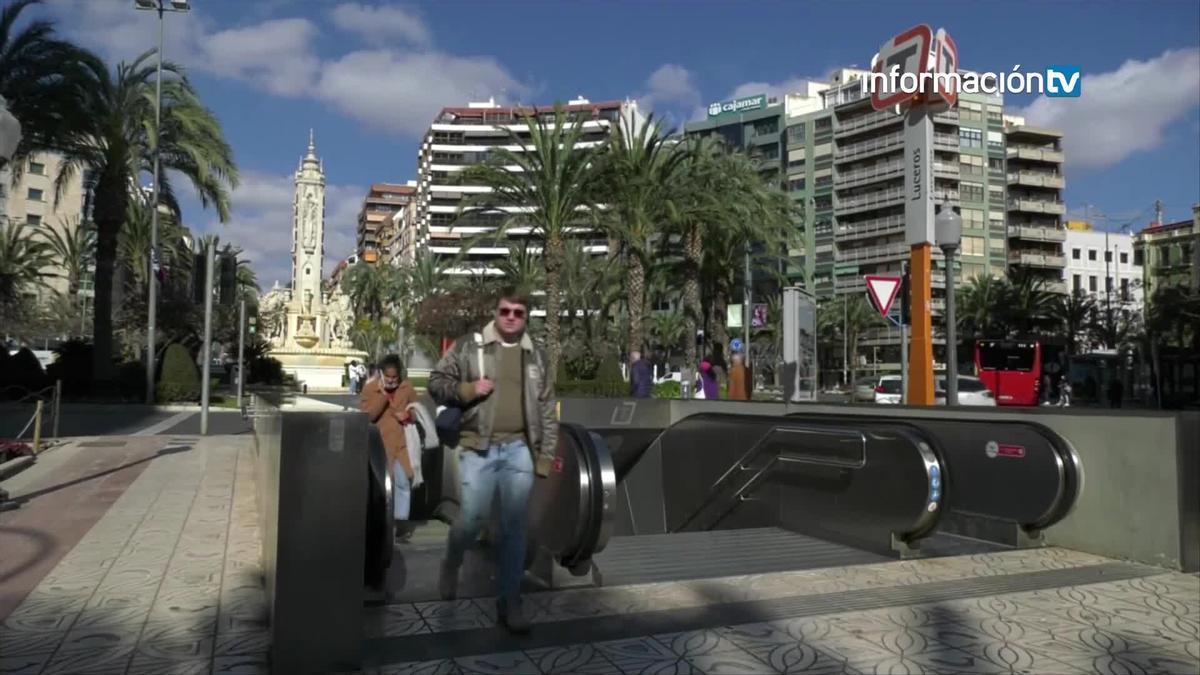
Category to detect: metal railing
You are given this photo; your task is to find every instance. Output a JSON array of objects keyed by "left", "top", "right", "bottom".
[
  {"left": 836, "top": 241, "right": 909, "bottom": 264},
  {"left": 834, "top": 109, "right": 903, "bottom": 137},
  {"left": 836, "top": 214, "right": 906, "bottom": 240},
  {"left": 836, "top": 134, "right": 904, "bottom": 162},
  {"left": 837, "top": 188, "right": 906, "bottom": 212},
  {"left": 834, "top": 161, "right": 904, "bottom": 188}
]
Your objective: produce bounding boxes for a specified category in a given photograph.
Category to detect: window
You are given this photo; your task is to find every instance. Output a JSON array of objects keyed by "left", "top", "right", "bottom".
[
  {"left": 1120, "top": 251, "right": 1128, "bottom": 264},
  {"left": 988, "top": 157, "right": 1005, "bottom": 173},
  {"left": 27, "top": 187, "right": 44, "bottom": 202},
  {"left": 1134, "top": 249, "right": 1144, "bottom": 266},
  {"left": 814, "top": 118, "right": 832, "bottom": 132},
  {"left": 1104, "top": 250, "right": 1112, "bottom": 263},
  {"left": 960, "top": 101, "right": 983, "bottom": 122},
  {"left": 960, "top": 154, "right": 984, "bottom": 176},
  {"left": 753, "top": 120, "right": 778, "bottom": 136},
  {"left": 1072, "top": 248, "right": 1081, "bottom": 260},
  {"left": 962, "top": 208, "right": 984, "bottom": 228},
  {"left": 987, "top": 131, "right": 1004, "bottom": 151},
  {"left": 1089, "top": 276, "right": 1097, "bottom": 292},
  {"left": 960, "top": 181, "right": 984, "bottom": 202},
  {"left": 1121, "top": 278, "right": 1130, "bottom": 301},
  {"left": 814, "top": 174, "right": 832, "bottom": 188},
  {"left": 988, "top": 185, "right": 1005, "bottom": 203},
  {"left": 1088, "top": 249, "right": 1097, "bottom": 261},
  {"left": 787, "top": 126, "right": 806, "bottom": 144},
  {"left": 959, "top": 128, "right": 983, "bottom": 148},
  {"left": 1073, "top": 274, "right": 1081, "bottom": 291},
  {"left": 962, "top": 236, "right": 986, "bottom": 256},
  {"left": 788, "top": 178, "right": 806, "bottom": 191},
  {"left": 29, "top": 161, "right": 45, "bottom": 175},
  {"left": 1105, "top": 277, "right": 1113, "bottom": 292},
  {"left": 26, "top": 214, "right": 41, "bottom": 226}
]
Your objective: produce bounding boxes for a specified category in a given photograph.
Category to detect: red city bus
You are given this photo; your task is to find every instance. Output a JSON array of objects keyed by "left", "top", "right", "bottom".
[{"left": 975, "top": 340, "right": 1042, "bottom": 406}]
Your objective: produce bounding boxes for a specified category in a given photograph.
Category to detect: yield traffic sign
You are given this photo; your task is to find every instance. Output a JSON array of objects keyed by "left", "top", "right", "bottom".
[{"left": 865, "top": 275, "right": 902, "bottom": 317}]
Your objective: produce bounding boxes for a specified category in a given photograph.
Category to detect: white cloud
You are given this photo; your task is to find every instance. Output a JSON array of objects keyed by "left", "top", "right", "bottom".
[
  {"left": 202, "top": 19, "right": 322, "bottom": 96},
  {"left": 316, "top": 50, "right": 530, "bottom": 136},
  {"left": 330, "top": 3, "right": 431, "bottom": 48},
  {"left": 638, "top": 64, "right": 701, "bottom": 114},
  {"left": 1017, "top": 48, "right": 1200, "bottom": 169},
  {"left": 198, "top": 170, "right": 364, "bottom": 290}
]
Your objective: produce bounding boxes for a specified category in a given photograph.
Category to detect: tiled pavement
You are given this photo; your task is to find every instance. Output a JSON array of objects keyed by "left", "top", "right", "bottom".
[
  {"left": 0, "top": 436, "right": 267, "bottom": 675},
  {"left": 361, "top": 548, "right": 1199, "bottom": 674}
]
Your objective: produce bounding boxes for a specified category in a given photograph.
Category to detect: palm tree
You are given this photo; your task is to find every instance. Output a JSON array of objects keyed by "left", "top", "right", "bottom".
[
  {"left": 493, "top": 240, "right": 544, "bottom": 301},
  {"left": 0, "top": 218, "right": 54, "bottom": 307},
  {"left": 458, "top": 104, "right": 599, "bottom": 377},
  {"left": 649, "top": 311, "right": 686, "bottom": 364},
  {"left": 53, "top": 50, "right": 238, "bottom": 379},
  {"left": 0, "top": 0, "right": 96, "bottom": 171},
  {"left": 1050, "top": 290, "right": 1096, "bottom": 359},
  {"left": 39, "top": 215, "right": 94, "bottom": 304},
  {"left": 957, "top": 274, "right": 1010, "bottom": 338},
  {"left": 341, "top": 260, "right": 402, "bottom": 323},
  {"left": 594, "top": 114, "right": 683, "bottom": 358},
  {"left": 818, "top": 294, "right": 884, "bottom": 387},
  {"left": 1006, "top": 270, "right": 1057, "bottom": 335}
]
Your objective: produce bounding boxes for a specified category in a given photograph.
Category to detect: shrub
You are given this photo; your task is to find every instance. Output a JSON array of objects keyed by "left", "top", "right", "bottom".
[
  {"left": 652, "top": 380, "right": 681, "bottom": 399},
  {"left": 7, "top": 348, "right": 48, "bottom": 398},
  {"left": 555, "top": 379, "right": 629, "bottom": 398},
  {"left": 157, "top": 343, "right": 200, "bottom": 402},
  {"left": 47, "top": 339, "right": 94, "bottom": 398},
  {"left": 117, "top": 361, "right": 146, "bottom": 401},
  {"left": 595, "top": 356, "right": 624, "bottom": 385},
  {"left": 249, "top": 356, "right": 284, "bottom": 385}
]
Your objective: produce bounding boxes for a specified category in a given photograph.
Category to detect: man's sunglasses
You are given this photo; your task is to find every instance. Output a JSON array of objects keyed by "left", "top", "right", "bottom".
[{"left": 498, "top": 307, "right": 526, "bottom": 319}]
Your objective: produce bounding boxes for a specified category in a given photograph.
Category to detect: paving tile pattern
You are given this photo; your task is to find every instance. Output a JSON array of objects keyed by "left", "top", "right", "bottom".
[
  {"left": 370, "top": 559, "right": 1199, "bottom": 675},
  {"left": 0, "top": 436, "right": 268, "bottom": 675}
]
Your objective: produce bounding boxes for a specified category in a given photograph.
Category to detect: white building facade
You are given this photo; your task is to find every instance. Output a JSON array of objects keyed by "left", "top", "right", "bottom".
[{"left": 1064, "top": 228, "right": 1143, "bottom": 307}]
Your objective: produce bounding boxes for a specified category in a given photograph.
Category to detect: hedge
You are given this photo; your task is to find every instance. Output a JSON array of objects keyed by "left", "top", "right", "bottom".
[{"left": 157, "top": 343, "right": 200, "bottom": 402}]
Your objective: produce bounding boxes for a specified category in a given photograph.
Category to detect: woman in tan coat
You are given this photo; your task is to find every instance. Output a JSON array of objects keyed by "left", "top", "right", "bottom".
[{"left": 360, "top": 354, "right": 419, "bottom": 541}]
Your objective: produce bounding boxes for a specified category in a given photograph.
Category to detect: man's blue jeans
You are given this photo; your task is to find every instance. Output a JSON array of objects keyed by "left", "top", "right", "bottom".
[{"left": 444, "top": 440, "right": 534, "bottom": 601}]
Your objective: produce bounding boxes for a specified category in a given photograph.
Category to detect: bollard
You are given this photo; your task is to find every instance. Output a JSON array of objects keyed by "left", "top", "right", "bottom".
[
  {"left": 53, "top": 379, "right": 62, "bottom": 439},
  {"left": 32, "top": 400, "right": 43, "bottom": 454}
]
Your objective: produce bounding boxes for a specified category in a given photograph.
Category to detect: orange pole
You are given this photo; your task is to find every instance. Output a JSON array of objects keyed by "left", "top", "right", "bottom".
[{"left": 908, "top": 243, "right": 935, "bottom": 405}]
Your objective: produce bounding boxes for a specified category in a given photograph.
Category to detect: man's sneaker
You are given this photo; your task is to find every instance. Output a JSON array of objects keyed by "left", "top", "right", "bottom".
[
  {"left": 497, "top": 597, "right": 531, "bottom": 634},
  {"left": 438, "top": 560, "right": 458, "bottom": 601}
]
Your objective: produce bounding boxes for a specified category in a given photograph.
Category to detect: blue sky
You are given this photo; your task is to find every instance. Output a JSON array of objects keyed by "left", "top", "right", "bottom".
[{"left": 40, "top": 0, "right": 1200, "bottom": 287}]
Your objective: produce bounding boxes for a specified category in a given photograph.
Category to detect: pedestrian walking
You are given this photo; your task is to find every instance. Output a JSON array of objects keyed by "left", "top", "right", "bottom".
[
  {"left": 697, "top": 360, "right": 719, "bottom": 400},
  {"left": 629, "top": 350, "right": 653, "bottom": 398},
  {"left": 360, "top": 354, "right": 420, "bottom": 542},
  {"left": 728, "top": 353, "right": 749, "bottom": 401},
  {"left": 427, "top": 287, "right": 557, "bottom": 634}
]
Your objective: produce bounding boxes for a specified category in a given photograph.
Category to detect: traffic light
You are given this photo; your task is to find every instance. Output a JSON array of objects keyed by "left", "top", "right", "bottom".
[
  {"left": 218, "top": 253, "right": 237, "bottom": 306},
  {"left": 191, "top": 252, "right": 206, "bottom": 305},
  {"left": 900, "top": 262, "right": 911, "bottom": 326}
]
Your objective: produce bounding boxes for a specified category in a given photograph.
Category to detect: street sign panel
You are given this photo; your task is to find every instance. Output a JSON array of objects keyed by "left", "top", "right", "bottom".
[
  {"left": 870, "top": 24, "right": 933, "bottom": 111},
  {"left": 730, "top": 338, "right": 744, "bottom": 352},
  {"left": 865, "top": 275, "right": 902, "bottom": 317}
]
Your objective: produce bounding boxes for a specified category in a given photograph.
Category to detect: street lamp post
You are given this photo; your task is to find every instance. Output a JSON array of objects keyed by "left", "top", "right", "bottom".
[
  {"left": 134, "top": 0, "right": 190, "bottom": 404},
  {"left": 0, "top": 95, "right": 22, "bottom": 165},
  {"left": 935, "top": 202, "right": 962, "bottom": 406}
]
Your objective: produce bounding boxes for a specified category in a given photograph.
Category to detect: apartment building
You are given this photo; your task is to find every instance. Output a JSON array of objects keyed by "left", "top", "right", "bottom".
[
  {"left": 0, "top": 151, "right": 92, "bottom": 301},
  {"left": 412, "top": 96, "right": 640, "bottom": 277},
  {"left": 1064, "top": 222, "right": 1143, "bottom": 307},
  {"left": 1133, "top": 207, "right": 1200, "bottom": 298},
  {"left": 356, "top": 182, "right": 416, "bottom": 263},
  {"left": 1003, "top": 115, "right": 1067, "bottom": 291}
]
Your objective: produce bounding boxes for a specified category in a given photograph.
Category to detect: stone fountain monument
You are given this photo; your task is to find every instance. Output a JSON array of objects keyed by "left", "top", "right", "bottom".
[{"left": 259, "top": 133, "right": 366, "bottom": 390}]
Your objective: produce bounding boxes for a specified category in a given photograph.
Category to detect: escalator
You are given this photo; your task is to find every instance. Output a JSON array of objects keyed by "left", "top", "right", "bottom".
[{"left": 365, "top": 402, "right": 1081, "bottom": 600}]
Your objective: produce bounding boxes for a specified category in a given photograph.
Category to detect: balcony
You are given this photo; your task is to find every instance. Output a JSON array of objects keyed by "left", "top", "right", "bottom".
[
  {"left": 1006, "top": 146, "right": 1064, "bottom": 163},
  {"left": 834, "top": 109, "right": 903, "bottom": 138},
  {"left": 835, "top": 241, "right": 909, "bottom": 264},
  {"left": 836, "top": 188, "right": 905, "bottom": 215},
  {"left": 1007, "top": 198, "right": 1066, "bottom": 215},
  {"left": 1008, "top": 251, "right": 1066, "bottom": 268},
  {"left": 934, "top": 134, "right": 959, "bottom": 150},
  {"left": 1011, "top": 225, "right": 1066, "bottom": 242},
  {"left": 1007, "top": 171, "right": 1065, "bottom": 189},
  {"left": 833, "top": 161, "right": 903, "bottom": 189},
  {"left": 836, "top": 214, "right": 906, "bottom": 241},
  {"left": 933, "top": 110, "right": 960, "bottom": 125},
  {"left": 836, "top": 134, "right": 903, "bottom": 163},
  {"left": 933, "top": 162, "right": 960, "bottom": 179}
]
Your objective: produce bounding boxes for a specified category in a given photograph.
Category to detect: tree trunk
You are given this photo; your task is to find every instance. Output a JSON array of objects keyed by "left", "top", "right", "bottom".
[
  {"left": 712, "top": 292, "right": 729, "bottom": 362},
  {"left": 627, "top": 254, "right": 645, "bottom": 359},
  {"left": 544, "top": 234, "right": 564, "bottom": 381},
  {"left": 682, "top": 224, "right": 702, "bottom": 371},
  {"left": 90, "top": 173, "right": 127, "bottom": 383}
]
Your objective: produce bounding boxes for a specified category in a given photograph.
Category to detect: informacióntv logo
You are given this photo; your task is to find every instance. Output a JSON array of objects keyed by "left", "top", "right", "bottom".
[
  {"left": 862, "top": 64, "right": 1083, "bottom": 98},
  {"left": 1044, "top": 65, "right": 1081, "bottom": 97}
]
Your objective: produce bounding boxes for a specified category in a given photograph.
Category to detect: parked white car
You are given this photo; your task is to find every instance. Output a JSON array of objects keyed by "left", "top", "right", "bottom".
[
  {"left": 853, "top": 376, "right": 880, "bottom": 403},
  {"left": 935, "top": 375, "right": 997, "bottom": 406},
  {"left": 873, "top": 375, "right": 903, "bottom": 404}
]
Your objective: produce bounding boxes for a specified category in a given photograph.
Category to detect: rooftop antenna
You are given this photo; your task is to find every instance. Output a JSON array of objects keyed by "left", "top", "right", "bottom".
[{"left": 1154, "top": 199, "right": 1163, "bottom": 226}]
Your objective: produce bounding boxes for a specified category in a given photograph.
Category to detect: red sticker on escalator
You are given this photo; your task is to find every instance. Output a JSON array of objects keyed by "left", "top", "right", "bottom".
[
  {"left": 552, "top": 456, "right": 564, "bottom": 473},
  {"left": 997, "top": 444, "right": 1026, "bottom": 458}
]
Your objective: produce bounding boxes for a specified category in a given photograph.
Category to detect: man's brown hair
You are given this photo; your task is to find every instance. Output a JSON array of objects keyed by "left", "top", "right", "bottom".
[{"left": 496, "top": 286, "right": 529, "bottom": 309}]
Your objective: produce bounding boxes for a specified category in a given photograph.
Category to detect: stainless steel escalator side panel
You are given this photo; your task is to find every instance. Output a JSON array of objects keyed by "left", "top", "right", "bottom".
[
  {"left": 587, "top": 431, "right": 618, "bottom": 558},
  {"left": 785, "top": 412, "right": 1082, "bottom": 532},
  {"left": 659, "top": 413, "right": 942, "bottom": 556},
  {"left": 366, "top": 426, "right": 393, "bottom": 575}
]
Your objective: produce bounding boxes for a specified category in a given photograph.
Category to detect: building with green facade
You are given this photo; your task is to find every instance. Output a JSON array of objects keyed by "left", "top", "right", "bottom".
[{"left": 1133, "top": 205, "right": 1200, "bottom": 298}]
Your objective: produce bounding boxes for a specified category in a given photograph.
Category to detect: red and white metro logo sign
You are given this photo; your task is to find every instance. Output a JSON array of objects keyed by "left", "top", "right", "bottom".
[{"left": 870, "top": 24, "right": 958, "bottom": 111}]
